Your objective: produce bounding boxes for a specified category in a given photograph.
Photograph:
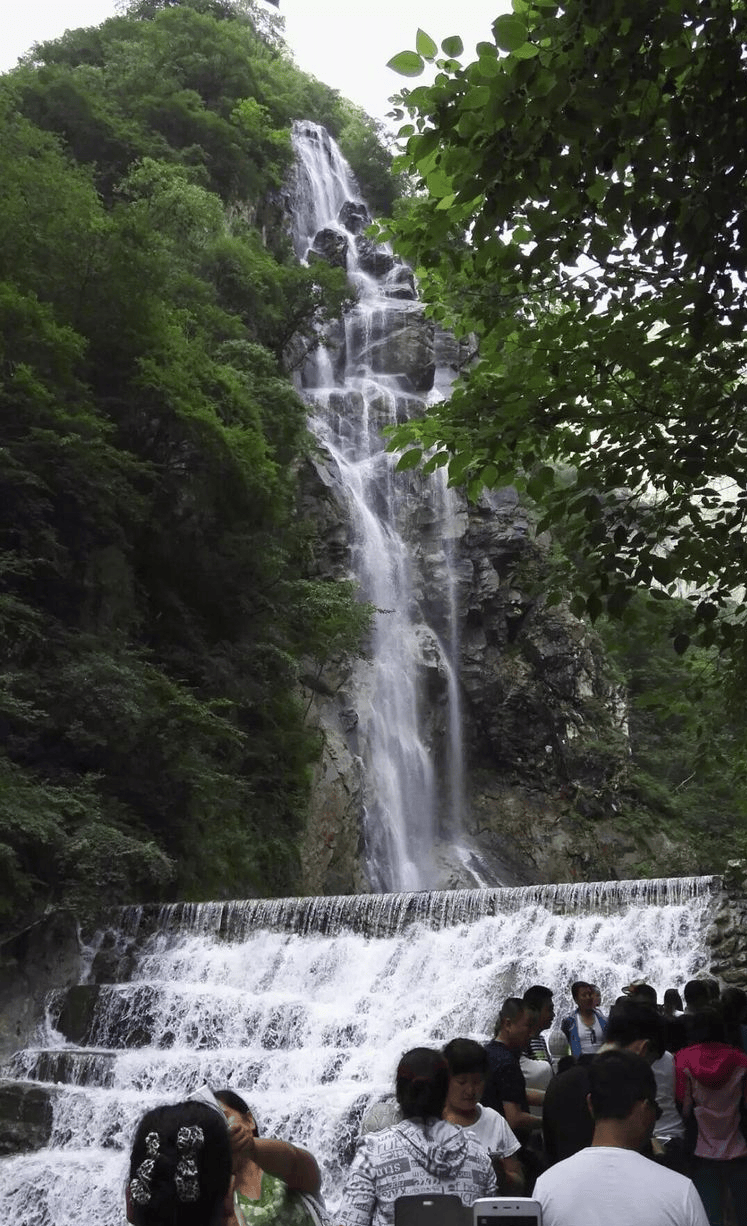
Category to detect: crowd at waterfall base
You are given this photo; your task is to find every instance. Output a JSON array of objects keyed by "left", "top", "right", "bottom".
[{"left": 120, "top": 974, "right": 747, "bottom": 1226}]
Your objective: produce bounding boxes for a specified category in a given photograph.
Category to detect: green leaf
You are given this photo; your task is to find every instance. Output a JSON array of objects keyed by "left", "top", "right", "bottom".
[
  {"left": 512, "top": 42, "right": 539, "bottom": 59},
  {"left": 396, "top": 448, "right": 424, "bottom": 471},
  {"left": 441, "top": 35, "right": 464, "bottom": 58},
  {"left": 493, "top": 14, "right": 528, "bottom": 52},
  {"left": 416, "top": 29, "right": 439, "bottom": 60},
  {"left": 461, "top": 85, "right": 492, "bottom": 111},
  {"left": 386, "top": 51, "right": 425, "bottom": 78}
]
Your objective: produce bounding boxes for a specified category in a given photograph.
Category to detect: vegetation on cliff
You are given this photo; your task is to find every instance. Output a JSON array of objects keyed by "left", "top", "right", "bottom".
[
  {"left": 0, "top": 0, "right": 386, "bottom": 932},
  {"left": 384, "top": 2, "right": 747, "bottom": 660}
]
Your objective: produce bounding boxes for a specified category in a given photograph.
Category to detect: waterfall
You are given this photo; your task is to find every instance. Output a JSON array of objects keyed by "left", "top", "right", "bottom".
[
  {"left": 0, "top": 877, "right": 718, "bottom": 1223},
  {"left": 291, "top": 121, "right": 481, "bottom": 892}
]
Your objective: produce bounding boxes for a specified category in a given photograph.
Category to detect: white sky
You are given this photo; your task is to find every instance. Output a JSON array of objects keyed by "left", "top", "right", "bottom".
[{"left": 1, "top": 0, "right": 508, "bottom": 121}]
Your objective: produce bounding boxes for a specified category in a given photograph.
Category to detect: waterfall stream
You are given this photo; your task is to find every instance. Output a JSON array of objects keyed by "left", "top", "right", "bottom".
[
  {"left": 0, "top": 878, "right": 718, "bottom": 1223},
  {"left": 292, "top": 121, "right": 487, "bottom": 892}
]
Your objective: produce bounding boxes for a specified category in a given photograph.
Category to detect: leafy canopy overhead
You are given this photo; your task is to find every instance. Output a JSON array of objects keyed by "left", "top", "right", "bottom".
[{"left": 384, "top": 0, "right": 747, "bottom": 653}]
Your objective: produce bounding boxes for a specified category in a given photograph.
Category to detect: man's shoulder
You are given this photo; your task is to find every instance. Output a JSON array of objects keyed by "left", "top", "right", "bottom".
[
  {"left": 538, "top": 1145, "right": 695, "bottom": 1189},
  {"left": 485, "top": 1040, "right": 516, "bottom": 1066}
]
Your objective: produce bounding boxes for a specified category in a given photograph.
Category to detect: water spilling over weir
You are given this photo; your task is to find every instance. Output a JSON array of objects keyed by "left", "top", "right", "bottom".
[{"left": 0, "top": 877, "right": 718, "bottom": 1223}]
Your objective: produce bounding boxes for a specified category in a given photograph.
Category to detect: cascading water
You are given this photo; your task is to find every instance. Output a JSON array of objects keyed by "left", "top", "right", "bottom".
[
  {"left": 0, "top": 877, "right": 718, "bottom": 1223},
  {"left": 292, "top": 121, "right": 484, "bottom": 892}
]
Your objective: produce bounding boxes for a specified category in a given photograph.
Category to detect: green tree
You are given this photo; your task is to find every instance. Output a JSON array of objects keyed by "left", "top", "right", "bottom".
[
  {"left": 0, "top": 0, "right": 379, "bottom": 933},
  {"left": 384, "top": 2, "right": 747, "bottom": 655}
]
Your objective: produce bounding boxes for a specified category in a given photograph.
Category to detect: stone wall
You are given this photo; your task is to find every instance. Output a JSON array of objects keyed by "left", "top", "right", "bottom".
[
  {"left": 0, "top": 909, "right": 81, "bottom": 1065},
  {"left": 708, "top": 860, "right": 747, "bottom": 989}
]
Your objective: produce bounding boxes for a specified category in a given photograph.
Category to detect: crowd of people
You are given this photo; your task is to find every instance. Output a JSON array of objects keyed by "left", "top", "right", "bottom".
[{"left": 122, "top": 978, "right": 747, "bottom": 1226}]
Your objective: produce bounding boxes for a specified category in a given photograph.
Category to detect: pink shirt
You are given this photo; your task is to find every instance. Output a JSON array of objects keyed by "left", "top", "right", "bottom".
[{"left": 676, "top": 1042, "right": 747, "bottom": 1161}]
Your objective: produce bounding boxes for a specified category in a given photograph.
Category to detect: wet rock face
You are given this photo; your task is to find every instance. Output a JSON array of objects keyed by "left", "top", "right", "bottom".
[
  {"left": 0, "top": 910, "right": 81, "bottom": 1065},
  {"left": 338, "top": 200, "right": 370, "bottom": 234},
  {"left": 310, "top": 227, "right": 348, "bottom": 268},
  {"left": 345, "top": 303, "right": 435, "bottom": 393},
  {"left": 709, "top": 861, "right": 747, "bottom": 988},
  {"left": 0, "top": 1082, "right": 55, "bottom": 1155}
]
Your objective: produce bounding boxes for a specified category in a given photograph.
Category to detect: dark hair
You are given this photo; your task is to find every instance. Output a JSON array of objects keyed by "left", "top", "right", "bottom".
[
  {"left": 663, "top": 989, "right": 683, "bottom": 1014},
  {"left": 214, "top": 1089, "right": 259, "bottom": 1135},
  {"left": 395, "top": 1047, "right": 449, "bottom": 1120},
  {"left": 128, "top": 1101, "right": 231, "bottom": 1226},
  {"left": 629, "top": 984, "right": 657, "bottom": 1008},
  {"left": 605, "top": 1000, "right": 665, "bottom": 1058},
  {"left": 684, "top": 980, "right": 711, "bottom": 1010},
  {"left": 523, "top": 985, "right": 553, "bottom": 1011},
  {"left": 571, "top": 981, "right": 593, "bottom": 1004},
  {"left": 720, "top": 987, "right": 747, "bottom": 1048},
  {"left": 442, "top": 1038, "right": 489, "bottom": 1078},
  {"left": 588, "top": 1049, "right": 657, "bottom": 1120},
  {"left": 496, "top": 997, "right": 528, "bottom": 1035},
  {"left": 688, "top": 1007, "right": 727, "bottom": 1045}
]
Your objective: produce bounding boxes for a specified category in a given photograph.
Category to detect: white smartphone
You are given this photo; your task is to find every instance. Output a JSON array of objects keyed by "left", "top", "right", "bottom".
[{"left": 473, "top": 1198, "right": 542, "bottom": 1226}]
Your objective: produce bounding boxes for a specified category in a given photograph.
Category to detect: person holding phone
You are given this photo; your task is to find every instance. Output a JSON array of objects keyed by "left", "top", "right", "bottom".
[
  {"left": 442, "top": 1038, "right": 524, "bottom": 1193},
  {"left": 212, "top": 1089, "right": 325, "bottom": 1226},
  {"left": 533, "top": 1050, "right": 708, "bottom": 1226}
]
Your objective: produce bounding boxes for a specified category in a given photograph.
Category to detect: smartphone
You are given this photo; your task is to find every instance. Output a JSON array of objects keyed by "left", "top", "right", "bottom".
[{"left": 473, "top": 1198, "right": 542, "bottom": 1226}]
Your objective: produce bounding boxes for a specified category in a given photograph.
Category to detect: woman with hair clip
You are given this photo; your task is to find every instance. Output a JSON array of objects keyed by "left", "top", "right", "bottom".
[
  {"left": 338, "top": 1047, "right": 496, "bottom": 1226},
  {"left": 213, "top": 1089, "right": 325, "bottom": 1226},
  {"left": 126, "top": 1101, "right": 234, "bottom": 1226}
]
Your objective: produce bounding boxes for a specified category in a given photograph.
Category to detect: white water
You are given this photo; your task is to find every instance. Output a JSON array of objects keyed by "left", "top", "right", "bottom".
[
  {"left": 0, "top": 878, "right": 718, "bottom": 1223},
  {"left": 292, "top": 121, "right": 480, "bottom": 891}
]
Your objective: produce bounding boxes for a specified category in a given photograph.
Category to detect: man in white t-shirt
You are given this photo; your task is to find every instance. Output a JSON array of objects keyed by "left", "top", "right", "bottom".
[{"left": 534, "top": 1049, "right": 709, "bottom": 1226}]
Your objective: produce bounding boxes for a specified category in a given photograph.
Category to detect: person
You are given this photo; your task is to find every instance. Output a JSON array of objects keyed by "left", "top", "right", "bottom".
[
  {"left": 338, "top": 1047, "right": 496, "bottom": 1226},
  {"left": 442, "top": 1038, "right": 523, "bottom": 1192},
  {"left": 625, "top": 985, "right": 688, "bottom": 1172},
  {"left": 542, "top": 998, "right": 665, "bottom": 1165},
  {"left": 126, "top": 1100, "right": 234, "bottom": 1226},
  {"left": 665, "top": 989, "right": 685, "bottom": 1018},
  {"left": 720, "top": 986, "right": 747, "bottom": 1053},
  {"left": 533, "top": 1049, "right": 709, "bottom": 1226},
  {"left": 560, "top": 981, "right": 607, "bottom": 1062},
  {"left": 522, "top": 985, "right": 555, "bottom": 1066},
  {"left": 482, "top": 998, "right": 544, "bottom": 1138},
  {"left": 213, "top": 1089, "right": 324, "bottom": 1226},
  {"left": 684, "top": 980, "right": 712, "bottom": 1015},
  {"left": 675, "top": 1008, "right": 747, "bottom": 1226}
]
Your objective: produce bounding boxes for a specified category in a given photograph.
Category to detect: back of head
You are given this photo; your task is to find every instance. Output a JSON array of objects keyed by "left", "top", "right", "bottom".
[
  {"left": 688, "top": 1007, "right": 727, "bottom": 1045},
  {"left": 128, "top": 1101, "right": 232, "bottom": 1226},
  {"left": 663, "top": 989, "right": 683, "bottom": 1013},
  {"left": 588, "top": 1049, "right": 657, "bottom": 1120},
  {"left": 396, "top": 1047, "right": 450, "bottom": 1121},
  {"left": 684, "top": 979, "right": 711, "bottom": 1012},
  {"left": 442, "top": 1038, "right": 489, "bottom": 1078},
  {"left": 605, "top": 1000, "right": 665, "bottom": 1059},
  {"left": 523, "top": 985, "right": 553, "bottom": 1012},
  {"left": 629, "top": 984, "right": 657, "bottom": 1009}
]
